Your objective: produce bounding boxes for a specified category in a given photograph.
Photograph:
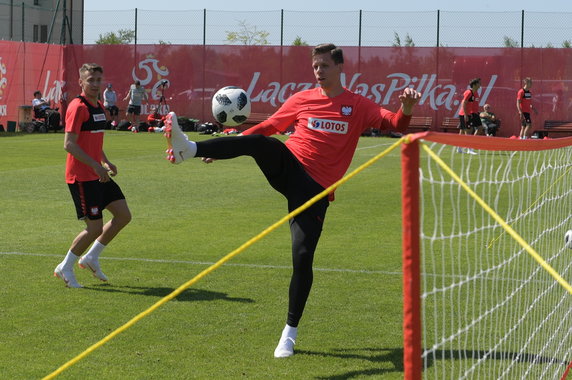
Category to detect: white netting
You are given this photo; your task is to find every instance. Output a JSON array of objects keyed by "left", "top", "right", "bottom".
[{"left": 419, "top": 142, "right": 572, "bottom": 379}]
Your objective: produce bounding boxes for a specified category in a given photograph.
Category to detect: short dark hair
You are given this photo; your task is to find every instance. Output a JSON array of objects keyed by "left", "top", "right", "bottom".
[
  {"left": 79, "top": 63, "right": 103, "bottom": 77},
  {"left": 312, "top": 43, "right": 344, "bottom": 64},
  {"left": 33, "top": 90, "right": 41, "bottom": 97},
  {"left": 469, "top": 78, "right": 481, "bottom": 88}
]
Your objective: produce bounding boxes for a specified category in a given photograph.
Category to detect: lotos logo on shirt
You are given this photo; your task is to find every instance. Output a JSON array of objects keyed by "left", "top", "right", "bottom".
[{"left": 308, "top": 118, "right": 349, "bottom": 134}]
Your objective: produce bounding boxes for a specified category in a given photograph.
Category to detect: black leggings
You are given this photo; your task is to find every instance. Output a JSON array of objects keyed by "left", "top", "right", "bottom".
[{"left": 197, "top": 135, "right": 329, "bottom": 327}]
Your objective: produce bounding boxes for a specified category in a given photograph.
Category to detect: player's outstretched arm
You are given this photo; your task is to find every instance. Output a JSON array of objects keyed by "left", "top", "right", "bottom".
[{"left": 399, "top": 88, "right": 421, "bottom": 115}]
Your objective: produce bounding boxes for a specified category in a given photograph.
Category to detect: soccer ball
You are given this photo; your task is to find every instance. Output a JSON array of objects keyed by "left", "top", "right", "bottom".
[
  {"left": 211, "top": 86, "right": 251, "bottom": 127},
  {"left": 565, "top": 230, "right": 572, "bottom": 249}
]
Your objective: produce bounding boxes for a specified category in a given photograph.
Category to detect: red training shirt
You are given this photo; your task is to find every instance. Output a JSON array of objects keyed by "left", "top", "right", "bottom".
[
  {"left": 517, "top": 88, "right": 532, "bottom": 113},
  {"left": 65, "top": 95, "right": 106, "bottom": 183},
  {"left": 242, "top": 87, "right": 411, "bottom": 190},
  {"left": 459, "top": 89, "right": 479, "bottom": 115}
]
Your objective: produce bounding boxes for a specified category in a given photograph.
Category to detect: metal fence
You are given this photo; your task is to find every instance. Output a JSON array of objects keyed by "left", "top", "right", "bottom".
[
  {"left": 2, "top": 3, "right": 572, "bottom": 48},
  {"left": 82, "top": 9, "right": 572, "bottom": 48}
]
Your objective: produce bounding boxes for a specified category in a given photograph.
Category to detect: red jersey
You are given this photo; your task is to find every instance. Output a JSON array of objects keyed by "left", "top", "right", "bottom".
[
  {"left": 242, "top": 87, "right": 411, "bottom": 189},
  {"left": 65, "top": 95, "right": 106, "bottom": 183},
  {"left": 517, "top": 88, "right": 532, "bottom": 113},
  {"left": 459, "top": 89, "right": 479, "bottom": 115}
]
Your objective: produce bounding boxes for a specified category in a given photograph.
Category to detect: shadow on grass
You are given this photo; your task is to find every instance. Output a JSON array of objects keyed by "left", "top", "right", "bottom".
[
  {"left": 298, "top": 347, "right": 403, "bottom": 379},
  {"left": 301, "top": 346, "right": 567, "bottom": 379},
  {"left": 83, "top": 284, "right": 254, "bottom": 303},
  {"left": 424, "top": 348, "right": 568, "bottom": 367}
]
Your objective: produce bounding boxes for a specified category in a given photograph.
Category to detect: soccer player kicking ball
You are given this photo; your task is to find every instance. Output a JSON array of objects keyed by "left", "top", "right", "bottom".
[
  {"left": 164, "top": 43, "right": 420, "bottom": 357},
  {"left": 54, "top": 63, "right": 132, "bottom": 288}
]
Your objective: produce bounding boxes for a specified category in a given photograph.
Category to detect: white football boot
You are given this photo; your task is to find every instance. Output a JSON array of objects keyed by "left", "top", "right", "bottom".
[
  {"left": 78, "top": 256, "right": 108, "bottom": 282},
  {"left": 54, "top": 264, "right": 83, "bottom": 288},
  {"left": 164, "top": 112, "right": 194, "bottom": 164},
  {"left": 274, "top": 337, "right": 295, "bottom": 358}
]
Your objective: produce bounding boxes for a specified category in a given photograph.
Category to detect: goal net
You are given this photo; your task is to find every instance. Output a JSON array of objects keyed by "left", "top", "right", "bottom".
[{"left": 401, "top": 133, "right": 572, "bottom": 380}]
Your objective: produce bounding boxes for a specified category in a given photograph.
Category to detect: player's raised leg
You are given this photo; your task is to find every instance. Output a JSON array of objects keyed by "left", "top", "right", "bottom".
[{"left": 164, "top": 112, "right": 197, "bottom": 164}]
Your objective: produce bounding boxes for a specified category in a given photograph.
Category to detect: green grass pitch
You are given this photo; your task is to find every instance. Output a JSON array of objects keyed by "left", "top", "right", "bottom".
[{"left": 0, "top": 131, "right": 407, "bottom": 379}]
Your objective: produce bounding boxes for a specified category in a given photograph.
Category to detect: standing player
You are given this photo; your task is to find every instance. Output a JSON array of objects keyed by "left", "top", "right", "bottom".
[
  {"left": 123, "top": 80, "right": 148, "bottom": 131},
  {"left": 54, "top": 63, "right": 132, "bottom": 288},
  {"left": 163, "top": 43, "right": 421, "bottom": 357},
  {"left": 517, "top": 77, "right": 536, "bottom": 139},
  {"left": 457, "top": 78, "right": 481, "bottom": 154},
  {"left": 103, "top": 83, "right": 119, "bottom": 128}
]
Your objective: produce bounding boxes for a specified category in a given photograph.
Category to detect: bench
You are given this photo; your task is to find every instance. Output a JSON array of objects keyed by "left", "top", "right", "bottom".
[
  {"left": 406, "top": 116, "right": 432, "bottom": 133},
  {"left": 533, "top": 120, "right": 572, "bottom": 138},
  {"left": 441, "top": 117, "right": 459, "bottom": 133},
  {"left": 440, "top": 117, "right": 501, "bottom": 135}
]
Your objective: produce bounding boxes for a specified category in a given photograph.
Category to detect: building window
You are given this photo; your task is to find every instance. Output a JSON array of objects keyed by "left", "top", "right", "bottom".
[
  {"left": 40, "top": 25, "right": 47, "bottom": 42},
  {"left": 34, "top": 0, "right": 40, "bottom": 5},
  {"left": 33, "top": 24, "right": 48, "bottom": 42}
]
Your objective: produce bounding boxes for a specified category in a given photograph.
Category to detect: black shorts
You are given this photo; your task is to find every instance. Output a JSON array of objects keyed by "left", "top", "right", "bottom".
[
  {"left": 127, "top": 105, "right": 141, "bottom": 115},
  {"left": 68, "top": 179, "right": 126, "bottom": 220},
  {"left": 106, "top": 105, "right": 119, "bottom": 116},
  {"left": 458, "top": 114, "right": 482, "bottom": 130},
  {"left": 521, "top": 112, "right": 532, "bottom": 126}
]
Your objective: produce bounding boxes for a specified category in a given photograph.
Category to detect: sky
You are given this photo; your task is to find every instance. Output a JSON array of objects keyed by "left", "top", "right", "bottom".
[
  {"left": 82, "top": 0, "right": 572, "bottom": 46},
  {"left": 85, "top": 0, "right": 572, "bottom": 13}
]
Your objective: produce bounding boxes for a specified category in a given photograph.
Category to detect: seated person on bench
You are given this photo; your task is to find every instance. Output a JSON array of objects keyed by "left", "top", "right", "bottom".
[
  {"left": 479, "top": 103, "right": 499, "bottom": 136},
  {"left": 32, "top": 90, "right": 61, "bottom": 129}
]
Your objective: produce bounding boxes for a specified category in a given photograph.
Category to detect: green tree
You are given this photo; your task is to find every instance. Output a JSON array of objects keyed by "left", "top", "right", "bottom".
[
  {"left": 225, "top": 20, "right": 269, "bottom": 45},
  {"left": 392, "top": 32, "right": 415, "bottom": 47},
  {"left": 392, "top": 32, "right": 401, "bottom": 47},
  {"left": 95, "top": 29, "right": 135, "bottom": 44},
  {"left": 503, "top": 35, "right": 519, "bottom": 48},
  {"left": 563, "top": 40, "right": 572, "bottom": 48},
  {"left": 292, "top": 36, "right": 308, "bottom": 46},
  {"left": 404, "top": 33, "right": 415, "bottom": 47}
]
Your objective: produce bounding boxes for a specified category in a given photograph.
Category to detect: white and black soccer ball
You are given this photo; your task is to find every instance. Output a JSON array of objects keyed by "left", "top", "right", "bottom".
[
  {"left": 565, "top": 230, "right": 572, "bottom": 249},
  {"left": 211, "top": 86, "right": 251, "bottom": 127}
]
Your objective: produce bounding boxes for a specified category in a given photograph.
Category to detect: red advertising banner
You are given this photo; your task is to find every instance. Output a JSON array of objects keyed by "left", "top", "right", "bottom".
[
  {"left": 1, "top": 41, "right": 572, "bottom": 137},
  {"left": 0, "top": 42, "right": 64, "bottom": 130}
]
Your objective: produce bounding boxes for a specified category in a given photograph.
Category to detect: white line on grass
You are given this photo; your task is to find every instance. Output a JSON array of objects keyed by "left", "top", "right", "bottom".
[
  {"left": 4, "top": 251, "right": 543, "bottom": 285},
  {"left": 0, "top": 251, "right": 401, "bottom": 275}
]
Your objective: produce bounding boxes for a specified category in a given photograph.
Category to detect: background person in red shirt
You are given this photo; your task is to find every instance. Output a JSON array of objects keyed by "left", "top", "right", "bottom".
[
  {"left": 517, "top": 77, "right": 536, "bottom": 139},
  {"left": 456, "top": 77, "right": 481, "bottom": 154},
  {"left": 54, "top": 63, "right": 132, "bottom": 288},
  {"left": 164, "top": 43, "right": 420, "bottom": 358}
]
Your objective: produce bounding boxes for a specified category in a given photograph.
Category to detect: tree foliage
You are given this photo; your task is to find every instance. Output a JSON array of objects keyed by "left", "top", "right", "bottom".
[
  {"left": 292, "top": 36, "right": 308, "bottom": 46},
  {"left": 225, "top": 20, "right": 269, "bottom": 45},
  {"left": 95, "top": 29, "right": 135, "bottom": 44},
  {"left": 392, "top": 32, "right": 415, "bottom": 47},
  {"left": 503, "top": 35, "right": 519, "bottom": 48}
]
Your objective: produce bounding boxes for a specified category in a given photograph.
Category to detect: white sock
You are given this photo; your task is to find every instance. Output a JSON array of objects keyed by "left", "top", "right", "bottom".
[
  {"left": 281, "top": 324, "right": 298, "bottom": 341},
  {"left": 186, "top": 140, "right": 197, "bottom": 158},
  {"left": 84, "top": 240, "right": 106, "bottom": 260},
  {"left": 61, "top": 250, "right": 79, "bottom": 270}
]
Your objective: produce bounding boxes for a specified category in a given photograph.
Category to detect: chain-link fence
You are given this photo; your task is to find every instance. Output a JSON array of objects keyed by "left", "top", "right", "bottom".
[
  {"left": 2, "top": 4, "right": 572, "bottom": 48},
  {"left": 83, "top": 9, "right": 572, "bottom": 48}
]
